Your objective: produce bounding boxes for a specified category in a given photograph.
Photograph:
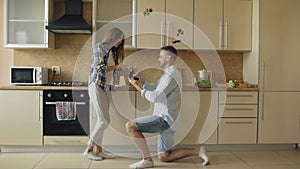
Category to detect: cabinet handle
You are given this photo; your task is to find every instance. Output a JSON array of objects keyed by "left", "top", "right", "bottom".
[
  {"left": 259, "top": 62, "right": 265, "bottom": 120},
  {"left": 166, "top": 20, "right": 170, "bottom": 46},
  {"left": 225, "top": 122, "right": 253, "bottom": 125},
  {"left": 261, "top": 62, "right": 265, "bottom": 91},
  {"left": 224, "top": 108, "right": 253, "bottom": 111},
  {"left": 52, "top": 140, "right": 82, "bottom": 144},
  {"left": 226, "top": 94, "right": 254, "bottom": 97},
  {"left": 161, "top": 20, "right": 165, "bottom": 46},
  {"left": 224, "top": 21, "right": 228, "bottom": 49},
  {"left": 259, "top": 92, "right": 265, "bottom": 120},
  {"left": 45, "top": 102, "right": 86, "bottom": 105},
  {"left": 219, "top": 22, "right": 223, "bottom": 48}
]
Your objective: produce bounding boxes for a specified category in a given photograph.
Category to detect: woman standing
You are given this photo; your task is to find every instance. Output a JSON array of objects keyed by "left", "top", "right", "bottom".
[{"left": 84, "top": 28, "right": 125, "bottom": 161}]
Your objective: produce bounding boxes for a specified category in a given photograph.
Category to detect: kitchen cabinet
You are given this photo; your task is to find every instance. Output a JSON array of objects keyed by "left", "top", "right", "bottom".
[
  {"left": 194, "top": 0, "right": 252, "bottom": 50},
  {"left": 135, "top": 91, "right": 156, "bottom": 148},
  {"left": 165, "top": 0, "right": 193, "bottom": 49},
  {"left": 136, "top": 91, "right": 218, "bottom": 146},
  {"left": 179, "top": 92, "right": 218, "bottom": 145},
  {"left": 258, "top": 0, "right": 300, "bottom": 144},
  {"left": 136, "top": 0, "right": 165, "bottom": 49},
  {"left": 0, "top": 90, "right": 43, "bottom": 145},
  {"left": 3, "top": 0, "right": 54, "bottom": 48},
  {"left": 218, "top": 91, "right": 258, "bottom": 144},
  {"left": 92, "top": 0, "right": 136, "bottom": 48},
  {"left": 136, "top": 0, "right": 193, "bottom": 49},
  {"left": 258, "top": 92, "right": 300, "bottom": 144},
  {"left": 90, "top": 91, "right": 136, "bottom": 146}
]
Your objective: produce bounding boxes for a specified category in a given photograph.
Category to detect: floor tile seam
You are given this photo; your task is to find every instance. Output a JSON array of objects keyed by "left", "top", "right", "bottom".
[
  {"left": 32, "top": 153, "right": 48, "bottom": 169},
  {"left": 231, "top": 151, "right": 254, "bottom": 169},
  {"left": 190, "top": 158, "right": 201, "bottom": 169},
  {"left": 273, "top": 150, "right": 300, "bottom": 165}
]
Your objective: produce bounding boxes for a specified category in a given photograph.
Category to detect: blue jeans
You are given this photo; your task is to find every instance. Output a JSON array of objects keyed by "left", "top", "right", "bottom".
[{"left": 135, "top": 115, "right": 175, "bottom": 153}]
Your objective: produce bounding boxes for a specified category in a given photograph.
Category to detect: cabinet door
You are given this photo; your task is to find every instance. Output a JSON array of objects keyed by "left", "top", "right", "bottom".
[
  {"left": 219, "top": 118, "right": 257, "bottom": 144},
  {"left": 260, "top": 0, "right": 300, "bottom": 91},
  {"left": 4, "top": 0, "right": 53, "bottom": 48},
  {"left": 194, "top": 0, "right": 222, "bottom": 50},
  {"left": 90, "top": 91, "right": 136, "bottom": 147},
  {"left": 136, "top": 91, "right": 218, "bottom": 146},
  {"left": 94, "top": 0, "right": 135, "bottom": 48},
  {"left": 258, "top": 92, "right": 300, "bottom": 144},
  {"left": 165, "top": 0, "right": 193, "bottom": 49},
  {"left": 0, "top": 90, "right": 42, "bottom": 145},
  {"left": 223, "top": 0, "right": 252, "bottom": 51},
  {"left": 136, "top": 0, "right": 165, "bottom": 48},
  {"left": 179, "top": 92, "right": 218, "bottom": 145}
]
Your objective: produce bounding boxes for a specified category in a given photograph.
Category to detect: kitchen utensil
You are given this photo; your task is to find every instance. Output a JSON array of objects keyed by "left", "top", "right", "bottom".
[{"left": 198, "top": 69, "right": 212, "bottom": 81}]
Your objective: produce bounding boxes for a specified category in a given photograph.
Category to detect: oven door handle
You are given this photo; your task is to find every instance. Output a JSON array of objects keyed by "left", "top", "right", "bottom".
[{"left": 45, "top": 102, "right": 86, "bottom": 105}]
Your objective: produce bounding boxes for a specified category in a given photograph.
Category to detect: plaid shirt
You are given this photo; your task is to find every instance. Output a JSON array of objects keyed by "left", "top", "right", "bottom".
[{"left": 89, "top": 43, "right": 110, "bottom": 91}]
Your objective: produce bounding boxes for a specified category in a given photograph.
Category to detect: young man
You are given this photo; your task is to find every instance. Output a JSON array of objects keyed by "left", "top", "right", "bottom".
[{"left": 126, "top": 46, "right": 209, "bottom": 168}]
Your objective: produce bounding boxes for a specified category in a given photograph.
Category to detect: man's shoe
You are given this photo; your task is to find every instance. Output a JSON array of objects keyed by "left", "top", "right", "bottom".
[
  {"left": 199, "top": 146, "right": 209, "bottom": 166},
  {"left": 129, "top": 159, "right": 154, "bottom": 169},
  {"left": 83, "top": 150, "right": 103, "bottom": 161}
]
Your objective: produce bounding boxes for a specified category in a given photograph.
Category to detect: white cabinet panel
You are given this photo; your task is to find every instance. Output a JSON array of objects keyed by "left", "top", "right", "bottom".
[
  {"left": 4, "top": 0, "right": 54, "bottom": 48},
  {"left": 194, "top": 0, "right": 252, "bottom": 50},
  {"left": 0, "top": 90, "right": 42, "bottom": 145},
  {"left": 260, "top": 0, "right": 300, "bottom": 91},
  {"left": 258, "top": 92, "right": 300, "bottom": 144},
  {"left": 90, "top": 91, "right": 136, "bottom": 146}
]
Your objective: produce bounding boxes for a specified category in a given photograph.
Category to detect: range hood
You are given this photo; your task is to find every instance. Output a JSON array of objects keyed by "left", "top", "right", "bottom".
[{"left": 46, "top": 0, "right": 92, "bottom": 34}]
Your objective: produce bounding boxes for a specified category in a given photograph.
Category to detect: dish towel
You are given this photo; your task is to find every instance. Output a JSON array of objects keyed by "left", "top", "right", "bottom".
[{"left": 55, "top": 102, "right": 77, "bottom": 121}]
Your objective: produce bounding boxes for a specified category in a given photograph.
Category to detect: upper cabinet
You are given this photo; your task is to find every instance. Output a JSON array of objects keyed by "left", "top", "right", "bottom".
[
  {"left": 194, "top": 0, "right": 252, "bottom": 51},
  {"left": 165, "top": 0, "right": 193, "bottom": 49},
  {"left": 4, "top": 0, "right": 54, "bottom": 48},
  {"left": 136, "top": 0, "right": 193, "bottom": 49},
  {"left": 93, "top": 0, "right": 136, "bottom": 48},
  {"left": 136, "top": 0, "right": 165, "bottom": 49}
]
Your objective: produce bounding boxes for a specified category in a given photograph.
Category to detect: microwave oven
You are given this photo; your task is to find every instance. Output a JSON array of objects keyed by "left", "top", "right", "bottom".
[{"left": 10, "top": 66, "right": 48, "bottom": 85}]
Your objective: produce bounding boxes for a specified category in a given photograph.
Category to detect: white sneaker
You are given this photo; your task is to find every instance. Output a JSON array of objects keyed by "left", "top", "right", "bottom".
[
  {"left": 199, "top": 146, "right": 209, "bottom": 166},
  {"left": 129, "top": 159, "right": 154, "bottom": 169},
  {"left": 98, "top": 152, "right": 115, "bottom": 159},
  {"left": 83, "top": 150, "right": 103, "bottom": 161}
]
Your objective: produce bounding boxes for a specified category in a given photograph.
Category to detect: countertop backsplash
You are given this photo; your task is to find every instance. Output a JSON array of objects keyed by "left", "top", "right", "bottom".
[{"left": 14, "top": 34, "right": 243, "bottom": 84}]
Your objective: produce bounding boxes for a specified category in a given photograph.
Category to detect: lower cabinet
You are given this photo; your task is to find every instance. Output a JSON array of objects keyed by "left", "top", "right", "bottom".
[
  {"left": 179, "top": 92, "right": 218, "bottom": 145},
  {"left": 44, "top": 136, "right": 89, "bottom": 145},
  {"left": 218, "top": 91, "right": 258, "bottom": 144},
  {"left": 258, "top": 92, "right": 300, "bottom": 144},
  {"left": 135, "top": 91, "right": 218, "bottom": 146},
  {"left": 218, "top": 118, "right": 257, "bottom": 144},
  {"left": 0, "top": 90, "right": 43, "bottom": 145},
  {"left": 90, "top": 91, "right": 136, "bottom": 146}
]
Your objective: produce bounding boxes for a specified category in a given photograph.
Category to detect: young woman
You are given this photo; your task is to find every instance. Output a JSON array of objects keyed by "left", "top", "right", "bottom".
[{"left": 84, "top": 28, "right": 125, "bottom": 161}]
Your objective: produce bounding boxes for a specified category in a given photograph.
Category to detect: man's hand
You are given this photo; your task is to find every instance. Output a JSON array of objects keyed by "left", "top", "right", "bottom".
[{"left": 128, "top": 77, "right": 143, "bottom": 92}]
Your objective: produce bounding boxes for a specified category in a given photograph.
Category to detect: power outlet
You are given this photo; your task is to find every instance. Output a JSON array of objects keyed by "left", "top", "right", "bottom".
[{"left": 52, "top": 66, "right": 60, "bottom": 75}]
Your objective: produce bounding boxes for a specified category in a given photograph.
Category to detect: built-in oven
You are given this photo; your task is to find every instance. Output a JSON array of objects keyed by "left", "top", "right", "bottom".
[{"left": 43, "top": 90, "right": 89, "bottom": 145}]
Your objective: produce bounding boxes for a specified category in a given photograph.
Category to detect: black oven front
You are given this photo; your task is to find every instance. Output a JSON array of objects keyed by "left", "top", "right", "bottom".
[{"left": 43, "top": 90, "right": 89, "bottom": 136}]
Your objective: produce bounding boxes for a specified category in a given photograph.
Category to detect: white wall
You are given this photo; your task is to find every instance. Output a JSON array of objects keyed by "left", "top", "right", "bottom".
[
  {"left": 0, "top": 0, "right": 14, "bottom": 85},
  {"left": 243, "top": 0, "right": 259, "bottom": 85}
]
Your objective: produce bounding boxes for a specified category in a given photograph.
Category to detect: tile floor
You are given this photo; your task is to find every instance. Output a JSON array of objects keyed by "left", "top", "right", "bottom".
[{"left": 0, "top": 149, "right": 300, "bottom": 169}]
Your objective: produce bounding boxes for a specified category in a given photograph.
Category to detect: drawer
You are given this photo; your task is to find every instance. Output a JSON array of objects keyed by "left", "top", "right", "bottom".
[
  {"left": 44, "top": 136, "right": 89, "bottom": 145},
  {"left": 219, "top": 105, "right": 257, "bottom": 117},
  {"left": 218, "top": 118, "right": 257, "bottom": 144},
  {"left": 219, "top": 92, "right": 258, "bottom": 104}
]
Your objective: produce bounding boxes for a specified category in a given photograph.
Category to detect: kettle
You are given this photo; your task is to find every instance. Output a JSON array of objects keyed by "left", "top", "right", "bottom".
[{"left": 198, "top": 69, "right": 212, "bottom": 81}]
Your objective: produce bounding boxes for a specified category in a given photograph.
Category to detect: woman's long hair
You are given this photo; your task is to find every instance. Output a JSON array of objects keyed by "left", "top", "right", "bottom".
[{"left": 101, "top": 28, "right": 125, "bottom": 65}]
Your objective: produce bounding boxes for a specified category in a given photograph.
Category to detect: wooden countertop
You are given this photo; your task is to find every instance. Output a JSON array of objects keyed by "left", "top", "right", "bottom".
[{"left": 0, "top": 85, "right": 259, "bottom": 91}]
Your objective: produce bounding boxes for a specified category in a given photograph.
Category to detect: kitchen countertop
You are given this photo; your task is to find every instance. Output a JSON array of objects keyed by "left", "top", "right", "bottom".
[{"left": 0, "top": 85, "right": 259, "bottom": 91}]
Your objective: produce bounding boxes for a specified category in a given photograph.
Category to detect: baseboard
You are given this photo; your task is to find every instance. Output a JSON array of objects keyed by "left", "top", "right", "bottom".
[{"left": 0, "top": 144, "right": 298, "bottom": 153}]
